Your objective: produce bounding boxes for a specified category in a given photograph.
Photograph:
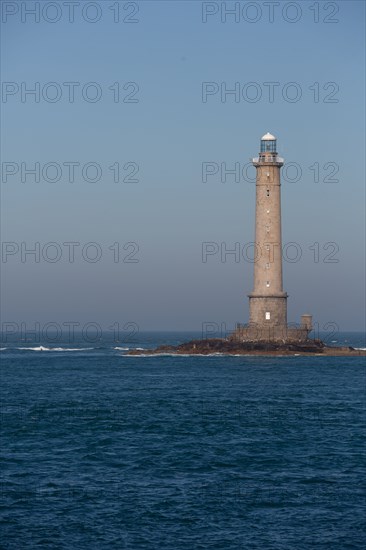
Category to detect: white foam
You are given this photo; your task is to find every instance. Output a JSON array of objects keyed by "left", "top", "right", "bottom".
[
  {"left": 114, "top": 347, "right": 130, "bottom": 351},
  {"left": 0, "top": 347, "right": 7, "bottom": 351},
  {"left": 17, "top": 346, "right": 93, "bottom": 352},
  {"left": 354, "top": 347, "right": 366, "bottom": 351},
  {"left": 20, "top": 346, "right": 51, "bottom": 351}
]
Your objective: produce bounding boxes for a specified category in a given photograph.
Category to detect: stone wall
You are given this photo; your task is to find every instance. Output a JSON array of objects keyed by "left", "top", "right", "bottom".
[
  {"left": 230, "top": 323, "right": 310, "bottom": 343},
  {"left": 248, "top": 295, "right": 287, "bottom": 326}
]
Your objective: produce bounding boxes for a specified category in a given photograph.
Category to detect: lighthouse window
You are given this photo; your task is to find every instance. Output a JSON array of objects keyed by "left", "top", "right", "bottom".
[
  {"left": 261, "top": 140, "right": 276, "bottom": 153},
  {"left": 266, "top": 189, "right": 270, "bottom": 197},
  {"left": 266, "top": 281, "right": 270, "bottom": 287},
  {"left": 266, "top": 312, "right": 271, "bottom": 320}
]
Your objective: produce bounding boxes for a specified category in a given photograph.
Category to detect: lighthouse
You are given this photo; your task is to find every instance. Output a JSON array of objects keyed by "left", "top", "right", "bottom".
[
  {"left": 248, "top": 132, "right": 288, "bottom": 329},
  {"left": 231, "top": 133, "right": 312, "bottom": 343}
]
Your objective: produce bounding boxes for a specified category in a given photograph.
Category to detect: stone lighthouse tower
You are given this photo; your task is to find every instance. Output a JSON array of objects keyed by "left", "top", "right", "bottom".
[
  {"left": 248, "top": 132, "right": 288, "bottom": 331},
  {"left": 232, "top": 132, "right": 312, "bottom": 343}
]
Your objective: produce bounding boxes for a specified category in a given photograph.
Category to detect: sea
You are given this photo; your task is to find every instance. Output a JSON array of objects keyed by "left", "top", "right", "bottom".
[{"left": 1, "top": 331, "right": 365, "bottom": 549}]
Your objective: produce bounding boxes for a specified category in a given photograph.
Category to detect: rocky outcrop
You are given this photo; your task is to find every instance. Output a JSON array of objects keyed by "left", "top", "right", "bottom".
[
  {"left": 129, "top": 338, "right": 321, "bottom": 355},
  {"left": 127, "top": 338, "right": 365, "bottom": 356}
]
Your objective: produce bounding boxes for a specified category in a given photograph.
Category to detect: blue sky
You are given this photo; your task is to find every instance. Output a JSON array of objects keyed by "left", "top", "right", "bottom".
[{"left": 1, "top": 0, "right": 365, "bottom": 332}]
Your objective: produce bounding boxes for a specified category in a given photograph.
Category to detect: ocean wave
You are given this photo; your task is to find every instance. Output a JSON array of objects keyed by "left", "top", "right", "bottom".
[
  {"left": 119, "top": 347, "right": 145, "bottom": 352},
  {"left": 0, "top": 347, "right": 7, "bottom": 351},
  {"left": 354, "top": 347, "right": 366, "bottom": 351},
  {"left": 16, "top": 346, "right": 94, "bottom": 352}
]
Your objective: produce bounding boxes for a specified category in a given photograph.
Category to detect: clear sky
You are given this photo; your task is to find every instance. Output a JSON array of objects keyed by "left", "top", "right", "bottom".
[{"left": 1, "top": 0, "right": 365, "bottom": 333}]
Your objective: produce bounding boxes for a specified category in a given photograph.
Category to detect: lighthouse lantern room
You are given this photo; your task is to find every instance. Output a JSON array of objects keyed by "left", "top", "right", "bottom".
[{"left": 260, "top": 132, "right": 277, "bottom": 153}]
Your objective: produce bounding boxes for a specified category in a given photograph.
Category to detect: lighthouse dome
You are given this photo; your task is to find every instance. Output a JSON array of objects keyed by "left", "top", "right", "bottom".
[{"left": 261, "top": 132, "right": 276, "bottom": 141}]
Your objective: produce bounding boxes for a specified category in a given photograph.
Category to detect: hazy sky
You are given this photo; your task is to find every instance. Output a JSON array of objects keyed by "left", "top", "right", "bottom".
[{"left": 1, "top": 0, "right": 365, "bottom": 333}]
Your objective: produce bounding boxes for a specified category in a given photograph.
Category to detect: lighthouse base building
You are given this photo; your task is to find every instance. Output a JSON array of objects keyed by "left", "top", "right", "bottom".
[
  {"left": 230, "top": 320, "right": 312, "bottom": 344},
  {"left": 230, "top": 133, "right": 312, "bottom": 344}
]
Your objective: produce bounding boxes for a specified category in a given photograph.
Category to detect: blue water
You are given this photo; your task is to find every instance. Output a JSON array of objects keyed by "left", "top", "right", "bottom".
[{"left": 1, "top": 332, "right": 365, "bottom": 549}]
